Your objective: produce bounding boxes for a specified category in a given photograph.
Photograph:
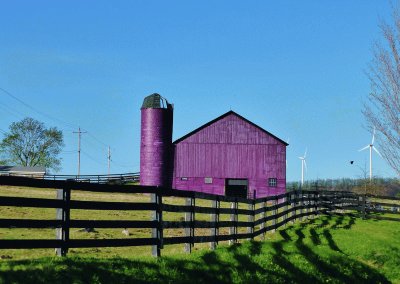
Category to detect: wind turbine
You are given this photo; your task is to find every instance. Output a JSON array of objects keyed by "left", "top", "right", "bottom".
[
  {"left": 299, "top": 148, "right": 307, "bottom": 187},
  {"left": 358, "top": 127, "right": 382, "bottom": 181}
]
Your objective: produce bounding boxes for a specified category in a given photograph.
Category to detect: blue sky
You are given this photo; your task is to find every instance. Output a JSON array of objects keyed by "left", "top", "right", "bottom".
[{"left": 0, "top": 1, "right": 397, "bottom": 181}]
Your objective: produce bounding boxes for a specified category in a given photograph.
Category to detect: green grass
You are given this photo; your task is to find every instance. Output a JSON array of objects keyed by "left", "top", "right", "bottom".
[{"left": 1, "top": 214, "right": 400, "bottom": 283}]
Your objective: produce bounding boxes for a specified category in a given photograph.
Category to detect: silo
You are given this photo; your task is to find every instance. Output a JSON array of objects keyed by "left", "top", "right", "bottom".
[{"left": 140, "top": 93, "right": 174, "bottom": 187}]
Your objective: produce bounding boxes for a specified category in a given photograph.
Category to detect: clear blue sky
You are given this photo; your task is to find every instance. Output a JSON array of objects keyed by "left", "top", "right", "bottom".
[{"left": 0, "top": 1, "right": 397, "bottom": 181}]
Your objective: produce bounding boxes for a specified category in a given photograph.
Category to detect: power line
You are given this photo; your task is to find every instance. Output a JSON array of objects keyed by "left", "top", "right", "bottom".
[
  {"left": 81, "top": 151, "right": 108, "bottom": 166},
  {"left": 0, "top": 87, "right": 114, "bottom": 148},
  {"left": 87, "top": 132, "right": 108, "bottom": 148},
  {"left": 0, "top": 87, "right": 77, "bottom": 129},
  {"left": 0, "top": 102, "right": 26, "bottom": 120}
]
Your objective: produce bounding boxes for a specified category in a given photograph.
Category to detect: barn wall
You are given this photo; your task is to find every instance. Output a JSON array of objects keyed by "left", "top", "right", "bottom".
[{"left": 172, "top": 114, "right": 286, "bottom": 198}]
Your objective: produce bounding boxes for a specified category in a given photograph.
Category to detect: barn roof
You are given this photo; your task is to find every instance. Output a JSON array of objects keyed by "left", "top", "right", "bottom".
[
  {"left": 0, "top": 165, "right": 46, "bottom": 173},
  {"left": 173, "top": 110, "right": 289, "bottom": 146}
]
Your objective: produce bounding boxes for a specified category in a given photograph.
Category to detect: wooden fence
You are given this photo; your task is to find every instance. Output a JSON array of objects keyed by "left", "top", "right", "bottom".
[
  {"left": 0, "top": 172, "right": 139, "bottom": 184},
  {"left": 0, "top": 176, "right": 399, "bottom": 257},
  {"left": 44, "top": 173, "right": 139, "bottom": 184}
]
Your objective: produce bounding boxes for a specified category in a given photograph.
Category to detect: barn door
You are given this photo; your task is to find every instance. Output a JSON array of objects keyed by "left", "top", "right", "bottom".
[{"left": 225, "top": 179, "right": 248, "bottom": 198}]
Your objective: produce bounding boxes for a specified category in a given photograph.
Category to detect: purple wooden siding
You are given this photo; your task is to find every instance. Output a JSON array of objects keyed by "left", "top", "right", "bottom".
[
  {"left": 140, "top": 108, "right": 173, "bottom": 187},
  {"left": 172, "top": 114, "right": 286, "bottom": 198}
]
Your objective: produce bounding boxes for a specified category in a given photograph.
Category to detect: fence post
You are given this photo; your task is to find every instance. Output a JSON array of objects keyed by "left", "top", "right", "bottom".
[
  {"left": 283, "top": 194, "right": 288, "bottom": 227},
  {"left": 310, "top": 192, "right": 314, "bottom": 219},
  {"left": 210, "top": 196, "right": 219, "bottom": 250},
  {"left": 291, "top": 192, "right": 295, "bottom": 224},
  {"left": 315, "top": 188, "right": 320, "bottom": 216},
  {"left": 55, "top": 185, "right": 71, "bottom": 257},
  {"left": 247, "top": 197, "right": 255, "bottom": 240},
  {"left": 229, "top": 199, "right": 238, "bottom": 245},
  {"left": 272, "top": 195, "right": 278, "bottom": 232},
  {"left": 151, "top": 192, "right": 163, "bottom": 257},
  {"left": 361, "top": 194, "right": 366, "bottom": 220},
  {"left": 261, "top": 199, "right": 267, "bottom": 240},
  {"left": 299, "top": 190, "right": 304, "bottom": 222},
  {"left": 185, "top": 197, "right": 195, "bottom": 253},
  {"left": 306, "top": 192, "right": 311, "bottom": 220}
]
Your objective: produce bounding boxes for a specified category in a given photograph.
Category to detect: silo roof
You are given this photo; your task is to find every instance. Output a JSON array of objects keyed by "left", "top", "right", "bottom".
[{"left": 141, "top": 93, "right": 172, "bottom": 109}]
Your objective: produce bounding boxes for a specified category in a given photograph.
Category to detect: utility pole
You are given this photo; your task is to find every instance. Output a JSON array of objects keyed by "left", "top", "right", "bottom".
[
  {"left": 108, "top": 146, "right": 111, "bottom": 175},
  {"left": 73, "top": 127, "right": 87, "bottom": 177}
]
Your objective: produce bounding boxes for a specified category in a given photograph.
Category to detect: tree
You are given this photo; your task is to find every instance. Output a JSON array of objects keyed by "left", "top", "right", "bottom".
[
  {"left": 0, "top": 117, "right": 64, "bottom": 172},
  {"left": 364, "top": 7, "right": 400, "bottom": 177}
]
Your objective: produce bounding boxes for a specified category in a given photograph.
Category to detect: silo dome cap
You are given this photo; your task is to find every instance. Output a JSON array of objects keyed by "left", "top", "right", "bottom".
[{"left": 141, "top": 93, "right": 173, "bottom": 109}]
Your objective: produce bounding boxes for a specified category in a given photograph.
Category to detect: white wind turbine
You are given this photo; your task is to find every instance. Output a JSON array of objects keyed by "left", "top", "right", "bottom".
[
  {"left": 299, "top": 148, "right": 307, "bottom": 186},
  {"left": 358, "top": 127, "right": 382, "bottom": 181}
]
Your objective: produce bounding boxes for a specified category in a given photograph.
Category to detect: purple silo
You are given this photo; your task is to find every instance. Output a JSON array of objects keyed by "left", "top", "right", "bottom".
[{"left": 140, "top": 94, "right": 173, "bottom": 187}]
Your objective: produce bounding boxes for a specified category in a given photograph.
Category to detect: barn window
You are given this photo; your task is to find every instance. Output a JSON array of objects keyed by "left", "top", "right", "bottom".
[
  {"left": 180, "top": 177, "right": 188, "bottom": 181},
  {"left": 268, "top": 178, "right": 277, "bottom": 187},
  {"left": 204, "top": 177, "right": 213, "bottom": 184}
]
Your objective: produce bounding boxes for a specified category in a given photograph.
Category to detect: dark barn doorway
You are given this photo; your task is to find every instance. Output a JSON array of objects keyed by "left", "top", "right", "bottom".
[{"left": 225, "top": 179, "right": 248, "bottom": 198}]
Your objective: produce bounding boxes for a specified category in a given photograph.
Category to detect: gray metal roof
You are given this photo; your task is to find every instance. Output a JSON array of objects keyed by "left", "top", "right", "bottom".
[
  {"left": 0, "top": 166, "right": 46, "bottom": 173},
  {"left": 141, "top": 93, "right": 173, "bottom": 109}
]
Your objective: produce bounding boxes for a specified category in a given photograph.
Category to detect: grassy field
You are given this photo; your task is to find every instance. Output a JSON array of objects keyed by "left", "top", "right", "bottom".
[{"left": 0, "top": 214, "right": 399, "bottom": 283}]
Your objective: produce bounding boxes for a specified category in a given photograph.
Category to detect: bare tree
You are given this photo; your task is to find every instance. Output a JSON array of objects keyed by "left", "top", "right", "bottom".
[{"left": 364, "top": 7, "right": 400, "bottom": 176}]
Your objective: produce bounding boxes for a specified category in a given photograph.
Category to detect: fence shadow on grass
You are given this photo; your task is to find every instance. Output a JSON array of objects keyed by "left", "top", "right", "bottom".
[{"left": 0, "top": 216, "right": 391, "bottom": 284}]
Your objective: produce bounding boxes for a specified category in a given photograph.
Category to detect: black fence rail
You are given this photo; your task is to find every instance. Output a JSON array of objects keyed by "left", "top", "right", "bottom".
[
  {"left": 0, "top": 172, "right": 140, "bottom": 184},
  {"left": 0, "top": 176, "right": 399, "bottom": 257}
]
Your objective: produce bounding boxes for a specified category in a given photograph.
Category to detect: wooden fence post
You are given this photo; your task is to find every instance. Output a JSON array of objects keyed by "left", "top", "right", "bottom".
[
  {"left": 306, "top": 192, "right": 310, "bottom": 218},
  {"left": 210, "top": 197, "right": 219, "bottom": 250},
  {"left": 310, "top": 192, "right": 314, "bottom": 219},
  {"left": 185, "top": 197, "right": 195, "bottom": 253},
  {"left": 55, "top": 185, "right": 71, "bottom": 257},
  {"left": 151, "top": 192, "right": 163, "bottom": 257},
  {"left": 272, "top": 195, "right": 278, "bottom": 232},
  {"left": 291, "top": 192, "right": 295, "bottom": 224},
  {"left": 261, "top": 199, "right": 267, "bottom": 240},
  {"left": 361, "top": 195, "right": 366, "bottom": 220},
  {"left": 247, "top": 198, "right": 255, "bottom": 240},
  {"left": 283, "top": 195, "right": 288, "bottom": 227},
  {"left": 299, "top": 191, "right": 304, "bottom": 222},
  {"left": 229, "top": 199, "right": 238, "bottom": 245}
]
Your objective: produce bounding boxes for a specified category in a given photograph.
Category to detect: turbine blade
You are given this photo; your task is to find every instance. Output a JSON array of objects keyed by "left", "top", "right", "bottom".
[
  {"left": 373, "top": 146, "right": 382, "bottom": 157},
  {"left": 304, "top": 148, "right": 307, "bottom": 158},
  {"left": 304, "top": 160, "right": 308, "bottom": 172},
  {"left": 358, "top": 145, "right": 369, "bottom": 152},
  {"left": 372, "top": 127, "right": 376, "bottom": 144}
]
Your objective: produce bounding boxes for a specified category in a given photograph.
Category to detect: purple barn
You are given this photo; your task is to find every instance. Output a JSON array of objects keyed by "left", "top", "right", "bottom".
[{"left": 140, "top": 93, "right": 288, "bottom": 198}]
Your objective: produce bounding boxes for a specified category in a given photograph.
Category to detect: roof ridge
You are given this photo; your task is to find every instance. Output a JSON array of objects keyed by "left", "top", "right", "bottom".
[{"left": 173, "top": 111, "right": 288, "bottom": 145}]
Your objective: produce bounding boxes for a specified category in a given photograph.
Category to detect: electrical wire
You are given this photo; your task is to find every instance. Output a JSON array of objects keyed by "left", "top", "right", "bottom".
[
  {"left": 0, "top": 86, "right": 111, "bottom": 146},
  {"left": 0, "top": 87, "right": 77, "bottom": 129},
  {"left": 0, "top": 87, "right": 135, "bottom": 172},
  {"left": 81, "top": 150, "right": 108, "bottom": 166}
]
